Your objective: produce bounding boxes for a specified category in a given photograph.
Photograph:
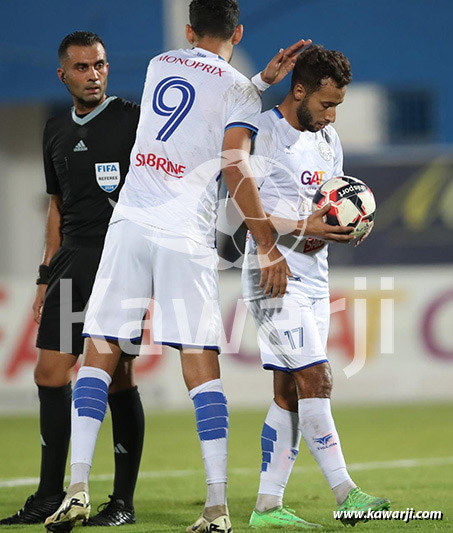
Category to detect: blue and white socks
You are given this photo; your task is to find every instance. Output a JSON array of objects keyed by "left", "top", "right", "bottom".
[
  {"left": 190, "top": 379, "right": 229, "bottom": 511},
  {"left": 256, "top": 401, "right": 301, "bottom": 511},
  {"left": 257, "top": 398, "right": 356, "bottom": 509},
  {"left": 70, "top": 366, "right": 112, "bottom": 485},
  {"left": 298, "top": 398, "right": 356, "bottom": 504}
]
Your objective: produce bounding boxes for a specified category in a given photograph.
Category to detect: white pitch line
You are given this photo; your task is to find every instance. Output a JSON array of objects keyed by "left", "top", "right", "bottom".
[{"left": 1, "top": 456, "right": 452, "bottom": 489}]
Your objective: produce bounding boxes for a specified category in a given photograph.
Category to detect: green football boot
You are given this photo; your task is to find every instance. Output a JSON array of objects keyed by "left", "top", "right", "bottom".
[
  {"left": 337, "top": 487, "right": 390, "bottom": 526},
  {"left": 249, "top": 506, "right": 322, "bottom": 529}
]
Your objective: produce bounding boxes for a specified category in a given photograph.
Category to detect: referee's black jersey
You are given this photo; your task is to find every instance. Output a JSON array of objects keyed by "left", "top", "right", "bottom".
[{"left": 43, "top": 96, "right": 140, "bottom": 239}]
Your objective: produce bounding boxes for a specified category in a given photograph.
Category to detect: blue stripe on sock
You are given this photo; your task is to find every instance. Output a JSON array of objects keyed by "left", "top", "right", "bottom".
[
  {"left": 76, "top": 377, "right": 108, "bottom": 394},
  {"left": 74, "top": 397, "right": 107, "bottom": 410},
  {"left": 262, "top": 451, "right": 271, "bottom": 463},
  {"left": 262, "top": 423, "right": 277, "bottom": 441},
  {"left": 193, "top": 390, "right": 228, "bottom": 442},
  {"left": 197, "top": 416, "right": 228, "bottom": 433},
  {"left": 73, "top": 386, "right": 108, "bottom": 402},
  {"left": 261, "top": 423, "right": 277, "bottom": 472},
  {"left": 73, "top": 376, "right": 108, "bottom": 423},
  {"left": 78, "top": 407, "right": 105, "bottom": 422},
  {"left": 261, "top": 437, "right": 274, "bottom": 452},
  {"left": 195, "top": 403, "right": 228, "bottom": 422},
  {"left": 199, "top": 428, "right": 227, "bottom": 441},
  {"left": 193, "top": 391, "right": 226, "bottom": 409}
]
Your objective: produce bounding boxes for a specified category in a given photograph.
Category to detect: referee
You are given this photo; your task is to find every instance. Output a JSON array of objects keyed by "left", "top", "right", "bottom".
[{"left": 0, "top": 32, "right": 144, "bottom": 527}]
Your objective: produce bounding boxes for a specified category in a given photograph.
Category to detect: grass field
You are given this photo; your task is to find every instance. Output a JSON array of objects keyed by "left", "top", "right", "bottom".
[{"left": 0, "top": 403, "right": 452, "bottom": 532}]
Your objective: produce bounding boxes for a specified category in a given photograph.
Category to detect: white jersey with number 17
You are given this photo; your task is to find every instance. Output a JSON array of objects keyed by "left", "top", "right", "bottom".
[{"left": 112, "top": 46, "right": 261, "bottom": 248}]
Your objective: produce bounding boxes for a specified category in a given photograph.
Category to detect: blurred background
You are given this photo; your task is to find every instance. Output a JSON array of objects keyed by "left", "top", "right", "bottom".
[{"left": 0, "top": 0, "right": 452, "bottom": 412}]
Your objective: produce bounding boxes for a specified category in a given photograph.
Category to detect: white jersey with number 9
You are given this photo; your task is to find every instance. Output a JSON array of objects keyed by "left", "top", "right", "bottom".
[{"left": 113, "top": 47, "right": 261, "bottom": 248}]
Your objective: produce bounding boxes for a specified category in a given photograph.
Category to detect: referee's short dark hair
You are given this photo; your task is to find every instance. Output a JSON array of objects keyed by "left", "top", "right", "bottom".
[
  {"left": 58, "top": 31, "right": 106, "bottom": 65},
  {"left": 291, "top": 45, "right": 352, "bottom": 93},
  {"left": 189, "top": 0, "right": 240, "bottom": 40}
]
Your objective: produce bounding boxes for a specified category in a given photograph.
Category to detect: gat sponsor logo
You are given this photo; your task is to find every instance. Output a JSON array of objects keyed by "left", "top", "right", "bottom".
[
  {"left": 135, "top": 153, "right": 186, "bottom": 179},
  {"left": 301, "top": 170, "right": 326, "bottom": 186},
  {"left": 159, "top": 55, "right": 226, "bottom": 77}
]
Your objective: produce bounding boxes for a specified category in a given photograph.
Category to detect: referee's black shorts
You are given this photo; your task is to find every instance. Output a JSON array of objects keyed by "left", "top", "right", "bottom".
[{"left": 36, "top": 235, "right": 141, "bottom": 357}]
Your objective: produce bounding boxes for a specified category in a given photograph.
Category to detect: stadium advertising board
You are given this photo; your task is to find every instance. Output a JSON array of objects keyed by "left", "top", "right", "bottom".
[
  {"left": 0, "top": 267, "right": 452, "bottom": 411},
  {"left": 329, "top": 157, "right": 453, "bottom": 266}
]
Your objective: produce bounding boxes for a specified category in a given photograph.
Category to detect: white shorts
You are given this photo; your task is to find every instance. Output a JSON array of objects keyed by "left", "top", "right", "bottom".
[
  {"left": 83, "top": 219, "right": 222, "bottom": 351},
  {"left": 245, "top": 280, "right": 330, "bottom": 372}
]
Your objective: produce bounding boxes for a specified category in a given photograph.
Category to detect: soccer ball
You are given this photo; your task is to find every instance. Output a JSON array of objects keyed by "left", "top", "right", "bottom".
[{"left": 312, "top": 176, "right": 376, "bottom": 238}]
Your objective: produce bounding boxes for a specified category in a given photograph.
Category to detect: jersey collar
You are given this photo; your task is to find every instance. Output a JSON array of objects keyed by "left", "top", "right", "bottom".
[
  {"left": 272, "top": 106, "right": 284, "bottom": 119},
  {"left": 71, "top": 96, "right": 117, "bottom": 126},
  {"left": 191, "top": 46, "right": 226, "bottom": 62},
  {"left": 272, "top": 106, "right": 305, "bottom": 145}
]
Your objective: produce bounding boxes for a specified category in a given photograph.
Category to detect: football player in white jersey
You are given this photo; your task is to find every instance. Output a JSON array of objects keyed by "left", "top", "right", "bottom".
[
  {"left": 243, "top": 46, "right": 390, "bottom": 528},
  {"left": 44, "top": 1, "right": 310, "bottom": 532}
]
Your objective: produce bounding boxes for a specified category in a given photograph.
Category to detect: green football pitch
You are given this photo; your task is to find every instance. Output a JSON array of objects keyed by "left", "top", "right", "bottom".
[{"left": 0, "top": 403, "right": 452, "bottom": 532}]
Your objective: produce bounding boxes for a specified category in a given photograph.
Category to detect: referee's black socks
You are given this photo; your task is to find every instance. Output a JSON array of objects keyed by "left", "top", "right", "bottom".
[
  {"left": 108, "top": 386, "right": 145, "bottom": 509},
  {"left": 36, "top": 382, "right": 144, "bottom": 508},
  {"left": 36, "top": 383, "right": 72, "bottom": 498}
]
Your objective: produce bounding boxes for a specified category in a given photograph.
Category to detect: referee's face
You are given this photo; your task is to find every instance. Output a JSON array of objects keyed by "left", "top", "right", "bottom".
[{"left": 58, "top": 43, "right": 109, "bottom": 111}]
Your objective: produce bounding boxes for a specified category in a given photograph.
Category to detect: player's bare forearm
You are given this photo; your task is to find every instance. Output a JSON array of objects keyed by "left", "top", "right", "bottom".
[
  {"left": 222, "top": 127, "right": 292, "bottom": 297},
  {"left": 266, "top": 205, "right": 354, "bottom": 243},
  {"left": 222, "top": 128, "right": 274, "bottom": 248},
  {"left": 300, "top": 204, "right": 354, "bottom": 243},
  {"left": 223, "top": 167, "right": 274, "bottom": 247},
  {"left": 42, "top": 194, "right": 62, "bottom": 265},
  {"left": 266, "top": 212, "right": 299, "bottom": 236}
]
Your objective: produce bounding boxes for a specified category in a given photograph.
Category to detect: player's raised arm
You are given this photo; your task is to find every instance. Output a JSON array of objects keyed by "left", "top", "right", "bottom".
[
  {"left": 252, "top": 38, "right": 312, "bottom": 92},
  {"left": 222, "top": 127, "right": 292, "bottom": 297}
]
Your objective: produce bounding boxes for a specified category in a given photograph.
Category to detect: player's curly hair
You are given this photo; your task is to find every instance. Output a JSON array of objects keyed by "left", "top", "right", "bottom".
[
  {"left": 58, "top": 31, "right": 106, "bottom": 65},
  {"left": 291, "top": 45, "right": 352, "bottom": 93},
  {"left": 189, "top": 0, "right": 240, "bottom": 40}
]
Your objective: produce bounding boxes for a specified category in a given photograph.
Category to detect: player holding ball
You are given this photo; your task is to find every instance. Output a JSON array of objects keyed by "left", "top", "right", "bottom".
[{"left": 242, "top": 45, "right": 388, "bottom": 528}]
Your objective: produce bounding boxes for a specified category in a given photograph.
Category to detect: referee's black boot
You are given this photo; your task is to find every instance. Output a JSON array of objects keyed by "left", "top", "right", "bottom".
[
  {"left": 0, "top": 492, "right": 65, "bottom": 525},
  {"left": 86, "top": 496, "right": 136, "bottom": 526}
]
